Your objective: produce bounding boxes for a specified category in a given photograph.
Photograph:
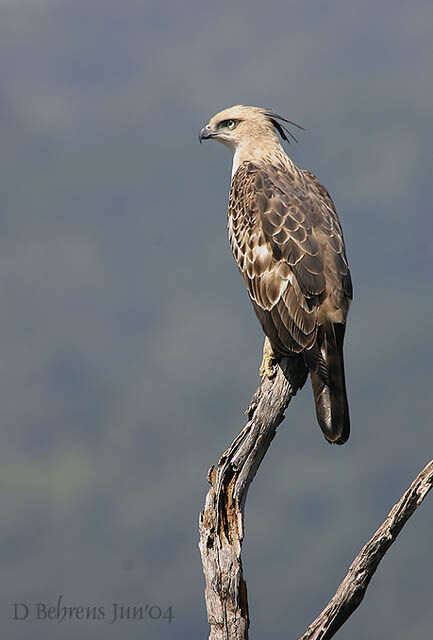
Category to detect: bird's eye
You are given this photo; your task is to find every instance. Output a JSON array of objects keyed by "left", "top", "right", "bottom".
[{"left": 225, "top": 119, "right": 237, "bottom": 130}]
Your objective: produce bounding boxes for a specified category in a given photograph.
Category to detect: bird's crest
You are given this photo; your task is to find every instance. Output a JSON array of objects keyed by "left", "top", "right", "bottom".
[{"left": 262, "top": 110, "right": 305, "bottom": 144}]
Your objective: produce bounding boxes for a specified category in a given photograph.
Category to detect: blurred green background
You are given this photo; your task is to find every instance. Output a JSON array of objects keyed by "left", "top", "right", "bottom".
[{"left": 0, "top": 1, "right": 432, "bottom": 638}]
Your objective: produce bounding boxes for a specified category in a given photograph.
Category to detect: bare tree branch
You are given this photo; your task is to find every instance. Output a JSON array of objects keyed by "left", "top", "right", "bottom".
[
  {"left": 198, "top": 357, "right": 433, "bottom": 640},
  {"left": 299, "top": 457, "right": 433, "bottom": 640},
  {"left": 198, "top": 356, "right": 307, "bottom": 640}
]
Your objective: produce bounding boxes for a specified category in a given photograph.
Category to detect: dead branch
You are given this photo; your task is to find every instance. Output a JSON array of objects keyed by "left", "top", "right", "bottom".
[
  {"left": 198, "top": 356, "right": 307, "bottom": 639},
  {"left": 198, "top": 356, "right": 433, "bottom": 640},
  {"left": 299, "top": 457, "right": 433, "bottom": 640}
]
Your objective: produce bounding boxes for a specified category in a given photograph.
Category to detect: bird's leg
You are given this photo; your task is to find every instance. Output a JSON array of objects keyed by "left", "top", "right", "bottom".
[{"left": 259, "top": 337, "right": 277, "bottom": 379}]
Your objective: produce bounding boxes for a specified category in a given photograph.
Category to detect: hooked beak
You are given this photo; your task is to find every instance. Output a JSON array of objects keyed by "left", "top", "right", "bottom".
[{"left": 199, "top": 124, "right": 215, "bottom": 143}]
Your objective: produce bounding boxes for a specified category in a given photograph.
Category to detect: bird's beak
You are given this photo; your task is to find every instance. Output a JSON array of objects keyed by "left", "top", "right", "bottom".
[{"left": 199, "top": 125, "right": 215, "bottom": 144}]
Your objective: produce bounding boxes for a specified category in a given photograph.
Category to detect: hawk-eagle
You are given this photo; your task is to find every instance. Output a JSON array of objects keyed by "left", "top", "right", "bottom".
[{"left": 199, "top": 105, "right": 352, "bottom": 444}]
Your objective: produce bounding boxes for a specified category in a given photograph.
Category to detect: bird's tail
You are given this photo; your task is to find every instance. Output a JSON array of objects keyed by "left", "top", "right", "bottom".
[{"left": 305, "top": 324, "right": 350, "bottom": 445}]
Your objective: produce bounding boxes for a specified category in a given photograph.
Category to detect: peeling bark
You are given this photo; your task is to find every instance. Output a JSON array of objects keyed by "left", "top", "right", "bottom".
[
  {"left": 198, "top": 357, "right": 307, "bottom": 639},
  {"left": 198, "top": 357, "right": 433, "bottom": 640}
]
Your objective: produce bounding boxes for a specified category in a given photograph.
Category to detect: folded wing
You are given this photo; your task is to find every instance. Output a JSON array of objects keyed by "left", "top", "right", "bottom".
[{"left": 228, "top": 161, "right": 352, "bottom": 443}]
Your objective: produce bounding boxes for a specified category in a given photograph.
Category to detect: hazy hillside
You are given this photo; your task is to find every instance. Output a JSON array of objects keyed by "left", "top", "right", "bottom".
[{"left": 0, "top": 1, "right": 432, "bottom": 638}]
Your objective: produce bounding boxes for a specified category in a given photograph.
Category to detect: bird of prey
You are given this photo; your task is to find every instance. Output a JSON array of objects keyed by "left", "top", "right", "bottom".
[{"left": 199, "top": 105, "right": 352, "bottom": 444}]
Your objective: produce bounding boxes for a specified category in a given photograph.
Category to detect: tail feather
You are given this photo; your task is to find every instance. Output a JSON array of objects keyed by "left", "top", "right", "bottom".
[{"left": 305, "top": 324, "right": 350, "bottom": 445}]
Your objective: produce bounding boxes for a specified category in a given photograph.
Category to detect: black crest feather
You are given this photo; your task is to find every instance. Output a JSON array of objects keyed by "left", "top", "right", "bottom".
[{"left": 264, "top": 110, "right": 305, "bottom": 144}]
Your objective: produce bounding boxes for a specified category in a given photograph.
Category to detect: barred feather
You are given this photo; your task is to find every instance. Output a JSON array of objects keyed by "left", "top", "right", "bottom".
[
  {"left": 228, "top": 160, "right": 352, "bottom": 444},
  {"left": 201, "top": 104, "right": 352, "bottom": 444}
]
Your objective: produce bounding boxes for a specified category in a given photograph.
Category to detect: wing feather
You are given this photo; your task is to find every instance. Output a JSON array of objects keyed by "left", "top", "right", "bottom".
[{"left": 228, "top": 162, "right": 352, "bottom": 356}]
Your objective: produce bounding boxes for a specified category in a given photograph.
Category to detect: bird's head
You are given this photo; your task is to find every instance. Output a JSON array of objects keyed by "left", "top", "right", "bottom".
[{"left": 199, "top": 105, "right": 304, "bottom": 152}]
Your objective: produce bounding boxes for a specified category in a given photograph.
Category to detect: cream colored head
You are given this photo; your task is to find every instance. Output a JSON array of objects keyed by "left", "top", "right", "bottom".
[
  {"left": 199, "top": 105, "right": 279, "bottom": 151},
  {"left": 199, "top": 105, "right": 303, "bottom": 152}
]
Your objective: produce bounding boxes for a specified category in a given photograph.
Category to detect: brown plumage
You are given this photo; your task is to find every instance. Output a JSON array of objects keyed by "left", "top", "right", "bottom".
[{"left": 200, "top": 106, "right": 352, "bottom": 444}]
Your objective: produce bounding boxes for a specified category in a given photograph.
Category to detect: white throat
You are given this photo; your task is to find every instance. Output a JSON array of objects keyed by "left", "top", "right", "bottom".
[
  {"left": 230, "top": 139, "right": 282, "bottom": 180},
  {"left": 231, "top": 146, "right": 243, "bottom": 179}
]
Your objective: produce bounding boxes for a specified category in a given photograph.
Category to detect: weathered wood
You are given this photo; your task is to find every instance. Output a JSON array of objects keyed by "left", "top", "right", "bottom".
[
  {"left": 198, "top": 356, "right": 433, "bottom": 640},
  {"left": 198, "top": 356, "right": 307, "bottom": 640},
  {"left": 299, "top": 458, "right": 433, "bottom": 640}
]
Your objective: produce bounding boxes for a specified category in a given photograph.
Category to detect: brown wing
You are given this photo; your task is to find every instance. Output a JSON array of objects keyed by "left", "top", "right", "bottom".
[
  {"left": 301, "top": 169, "right": 352, "bottom": 303},
  {"left": 228, "top": 161, "right": 352, "bottom": 358}
]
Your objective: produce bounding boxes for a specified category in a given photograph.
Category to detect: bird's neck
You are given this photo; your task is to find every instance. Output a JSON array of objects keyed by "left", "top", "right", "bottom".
[{"left": 231, "top": 140, "right": 296, "bottom": 179}]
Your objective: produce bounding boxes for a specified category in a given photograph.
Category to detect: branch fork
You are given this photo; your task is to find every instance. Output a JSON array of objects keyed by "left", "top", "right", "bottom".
[{"left": 198, "top": 359, "right": 433, "bottom": 640}]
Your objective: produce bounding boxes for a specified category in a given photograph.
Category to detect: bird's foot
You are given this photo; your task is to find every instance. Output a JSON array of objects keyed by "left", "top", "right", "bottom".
[
  {"left": 260, "top": 337, "right": 278, "bottom": 379},
  {"left": 260, "top": 353, "right": 277, "bottom": 379}
]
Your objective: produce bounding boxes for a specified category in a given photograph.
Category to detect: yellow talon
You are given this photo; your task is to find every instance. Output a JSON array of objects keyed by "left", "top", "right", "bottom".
[
  {"left": 260, "top": 338, "right": 278, "bottom": 378},
  {"left": 260, "top": 353, "right": 276, "bottom": 379}
]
